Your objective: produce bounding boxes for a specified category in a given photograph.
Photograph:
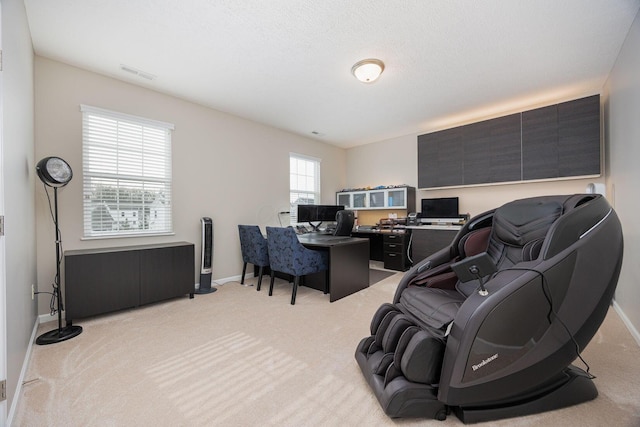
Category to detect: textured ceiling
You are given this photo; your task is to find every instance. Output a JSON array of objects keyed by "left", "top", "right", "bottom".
[{"left": 23, "top": 0, "right": 640, "bottom": 148}]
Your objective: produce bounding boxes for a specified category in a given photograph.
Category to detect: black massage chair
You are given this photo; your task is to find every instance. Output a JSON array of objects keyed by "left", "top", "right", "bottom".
[{"left": 355, "top": 194, "right": 623, "bottom": 423}]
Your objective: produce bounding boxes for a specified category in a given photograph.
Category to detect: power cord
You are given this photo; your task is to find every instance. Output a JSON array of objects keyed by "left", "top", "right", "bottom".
[{"left": 497, "top": 266, "right": 595, "bottom": 379}]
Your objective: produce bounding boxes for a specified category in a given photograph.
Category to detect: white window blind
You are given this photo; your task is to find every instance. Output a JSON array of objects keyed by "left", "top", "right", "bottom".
[
  {"left": 81, "top": 105, "right": 174, "bottom": 238},
  {"left": 289, "top": 153, "right": 320, "bottom": 224}
]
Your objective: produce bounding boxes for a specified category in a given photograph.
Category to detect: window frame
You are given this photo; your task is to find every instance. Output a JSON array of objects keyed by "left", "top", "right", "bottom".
[
  {"left": 80, "top": 104, "right": 174, "bottom": 239},
  {"left": 289, "top": 153, "right": 321, "bottom": 225}
]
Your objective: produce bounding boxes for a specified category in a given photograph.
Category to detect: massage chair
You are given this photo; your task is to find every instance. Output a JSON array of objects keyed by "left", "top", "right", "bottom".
[{"left": 355, "top": 194, "right": 623, "bottom": 423}]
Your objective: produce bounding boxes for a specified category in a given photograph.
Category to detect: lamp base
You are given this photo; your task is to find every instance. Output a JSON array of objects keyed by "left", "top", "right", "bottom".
[{"left": 36, "top": 325, "right": 83, "bottom": 345}]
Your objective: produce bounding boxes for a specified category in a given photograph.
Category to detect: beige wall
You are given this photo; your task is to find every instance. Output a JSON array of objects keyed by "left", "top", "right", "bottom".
[
  {"left": 605, "top": 9, "right": 640, "bottom": 342},
  {"left": 34, "top": 57, "right": 346, "bottom": 315}
]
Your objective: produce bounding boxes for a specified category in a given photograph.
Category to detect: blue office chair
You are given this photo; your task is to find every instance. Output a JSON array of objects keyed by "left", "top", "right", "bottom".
[
  {"left": 266, "top": 226, "right": 329, "bottom": 305},
  {"left": 238, "top": 225, "right": 270, "bottom": 291}
]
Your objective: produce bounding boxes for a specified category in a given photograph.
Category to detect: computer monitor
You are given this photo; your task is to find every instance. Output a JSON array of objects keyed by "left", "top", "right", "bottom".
[
  {"left": 421, "top": 197, "right": 459, "bottom": 219},
  {"left": 297, "top": 204, "right": 345, "bottom": 231}
]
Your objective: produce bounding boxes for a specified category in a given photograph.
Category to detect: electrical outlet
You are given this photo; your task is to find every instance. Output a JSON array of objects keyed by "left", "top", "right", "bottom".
[{"left": 31, "top": 284, "right": 35, "bottom": 300}]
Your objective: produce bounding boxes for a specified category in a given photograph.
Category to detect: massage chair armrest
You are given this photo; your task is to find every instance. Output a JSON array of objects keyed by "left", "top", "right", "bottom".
[{"left": 439, "top": 261, "right": 552, "bottom": 400}]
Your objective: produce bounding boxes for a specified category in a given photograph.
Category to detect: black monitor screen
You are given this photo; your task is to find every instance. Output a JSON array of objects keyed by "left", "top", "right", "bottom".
[
  {"left": 316, "top": 205, "right": 345, "bottom": 222},
  {"left": 297, "top": 204, "right": 345, "bottom": 222},
  {"left": 297, "top": 204, "right": 316, "bottom": 222},
  {"left": 421, "top": 197, "right": 459, "bottom": 218}
]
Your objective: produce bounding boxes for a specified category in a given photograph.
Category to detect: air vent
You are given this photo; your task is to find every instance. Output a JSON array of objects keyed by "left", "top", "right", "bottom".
[{"left": 120, "top": 64, "right": 156, "bottom": 81}]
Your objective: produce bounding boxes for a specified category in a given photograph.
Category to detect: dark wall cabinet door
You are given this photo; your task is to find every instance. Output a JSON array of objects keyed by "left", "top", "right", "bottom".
[
  {"left": 418, "top": 128, "right": 464, "bottom": 188},
  {"left": 463, "top": 114, "right": 521, "bottom": 185},
  {"left": 418, "top": 95, "right": 600, "bottom": 189},
  {"left": 523, "top": 95, "right": 600, "bottom": 180},
  {"left": 522, "top": 104, "right": 560, "bottom": 180},
  {"left": 557, "top": 95, "right": 601, "bottom": 177}
]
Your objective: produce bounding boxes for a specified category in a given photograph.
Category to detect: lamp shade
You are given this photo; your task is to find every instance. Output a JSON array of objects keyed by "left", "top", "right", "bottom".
[
  {"left": 351, "top": 59, "right": 385, "bottom": 83},
  {"left": 36, "top": 157, "right": 73, "bottom": 187}
]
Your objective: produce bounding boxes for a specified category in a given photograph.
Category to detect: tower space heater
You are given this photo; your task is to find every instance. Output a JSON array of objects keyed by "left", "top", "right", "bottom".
[{"left": 196, "top": 217, "right": 216, "bottom": 294}]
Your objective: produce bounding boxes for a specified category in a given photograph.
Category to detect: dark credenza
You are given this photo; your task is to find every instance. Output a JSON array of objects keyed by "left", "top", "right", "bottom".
[
  {"left": 64, "top": 242, "right": 195, "bottom": 324},
  {"left": 418, "top": 95, "right": 601, "bottom": 188},
  {"left": 410, "top": 227, "right": 460, "bottom": 265}
]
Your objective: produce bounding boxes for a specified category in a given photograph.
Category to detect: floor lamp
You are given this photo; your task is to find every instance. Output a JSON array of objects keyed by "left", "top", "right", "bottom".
[{"left": 35, "top": 156, "right": 83, "bottom": 345}]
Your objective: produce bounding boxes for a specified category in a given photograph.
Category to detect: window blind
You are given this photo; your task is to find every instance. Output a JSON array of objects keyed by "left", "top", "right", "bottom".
[{"left": 81, "top": 105, "right": 174, "bottom": 237}]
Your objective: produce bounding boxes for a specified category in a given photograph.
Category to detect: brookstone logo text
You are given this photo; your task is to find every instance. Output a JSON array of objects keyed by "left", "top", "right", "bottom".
[{"left": 472, "top": 353, "right": 499, "bottom": 371}]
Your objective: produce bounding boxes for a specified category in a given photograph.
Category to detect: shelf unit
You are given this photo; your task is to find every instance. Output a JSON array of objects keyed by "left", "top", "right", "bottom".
[{"left": 337, "top": 186, "right": 415, "bottom": 211}]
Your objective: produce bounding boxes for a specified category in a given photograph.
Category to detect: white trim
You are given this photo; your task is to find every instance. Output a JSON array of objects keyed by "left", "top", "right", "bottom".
[
  {"left": 612, "top": 300, "right": 640, "bottom": 347},
  {"left": 80, "top": 104, "right": 175, "bottom": 130},
  {"left": 215, "top": 275, "right": 242, "bottom": 285},
  {"left": 418, "top": 173, "right": 601, "bottom": 191},
  {"left": 289, "top": 152, "right": 321, "bottom": 163},
  {"left": 6, "top": 319, "right": 39, "bottom": 426},
  {"left": 80, "top": 232, "right": 176, "bottom": 241}
]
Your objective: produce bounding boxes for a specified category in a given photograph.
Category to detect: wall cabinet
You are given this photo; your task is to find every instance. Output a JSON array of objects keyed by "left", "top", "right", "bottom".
[
  {"left": 64, "top": 242, "right": 195, "bottom": 323},
  {"left": 418, "top": 95, "right": 601, "bottom": 189},
  {"left": 337, "top": 186, "right": 415, "bottom": 211}
]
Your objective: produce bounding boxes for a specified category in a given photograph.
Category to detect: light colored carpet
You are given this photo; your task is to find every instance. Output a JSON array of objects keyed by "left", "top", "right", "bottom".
[
  {"left": 13, "top": 272, "right": 640, "bottom": 427},
  {"left": 369, "top": 268, "right": 395, "bottom": 285}
]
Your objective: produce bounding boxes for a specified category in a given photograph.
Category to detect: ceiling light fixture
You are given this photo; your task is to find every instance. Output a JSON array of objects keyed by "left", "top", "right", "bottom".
[{"left": 351, "top": 58, "right": 385, "bottom": 83}]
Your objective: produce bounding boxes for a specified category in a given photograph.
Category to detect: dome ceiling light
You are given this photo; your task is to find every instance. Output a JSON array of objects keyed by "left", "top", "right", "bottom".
[{"left": 351, "top": 58, "right": 385, "bottom": 83}]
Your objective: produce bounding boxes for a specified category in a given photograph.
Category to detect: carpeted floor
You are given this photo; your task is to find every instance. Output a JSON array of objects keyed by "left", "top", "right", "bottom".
[
  {"left": 13, "top": 272, "right": 640, "bottom": 427},
  {"left": 369, "top": 268, "right": 395, "bottom": 285}
]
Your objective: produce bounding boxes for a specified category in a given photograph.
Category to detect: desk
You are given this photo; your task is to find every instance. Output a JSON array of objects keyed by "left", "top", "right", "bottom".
[
  {"left": 351, "top": 230, "right": 410, "bottom": 271},
  {"left": 297, "top": 235, "right": 370, "bottom": 302}
]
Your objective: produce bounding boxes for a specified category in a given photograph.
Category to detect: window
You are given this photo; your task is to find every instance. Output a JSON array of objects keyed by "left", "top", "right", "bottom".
[
  {"left": 289, "top": 153, "right": 320, "bottom": 224},
  {"left": 81, "top": 105, "right": 174, "bottom": 238}
]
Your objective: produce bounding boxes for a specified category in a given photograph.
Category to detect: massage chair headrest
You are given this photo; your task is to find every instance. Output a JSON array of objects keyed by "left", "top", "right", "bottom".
[
  {"left": 492, "top": 198, "right": 564, "bottom": 247},
  {"left": 490, "top": 194, "right": 600, "bottom": 255}
]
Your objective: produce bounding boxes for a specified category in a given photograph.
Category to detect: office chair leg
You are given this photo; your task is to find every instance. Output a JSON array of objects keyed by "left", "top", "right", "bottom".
[
  {"left": 241, "top": 262, "right": 247, "bottom": 285},
  {"left": 257, "top": 266, "right": 264, "bottom": 291},
  {"left": 269, "top": 271, "right": 276, "bottom": 296},
  {"left": 292, "top": 276, "right": 300, "bottom": 305}
]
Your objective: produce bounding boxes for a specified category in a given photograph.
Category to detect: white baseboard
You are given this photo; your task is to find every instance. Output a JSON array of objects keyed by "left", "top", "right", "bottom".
[
  {"left": 612, "top": 300, "right": 640, "bottom": 347},
  {"left": 38, "top": 313, "right": 58, "bottom": 324},
  {"left": 213, "top": 274, "right": 242, "bottom": 285},
  {"left": 7, "top": 319, "right": 40, "bottom": 427}
]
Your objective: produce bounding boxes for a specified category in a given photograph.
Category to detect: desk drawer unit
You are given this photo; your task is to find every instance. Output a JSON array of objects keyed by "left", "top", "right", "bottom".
[{"left": 383, "top": 233, "right": 409, "bottom": 271}]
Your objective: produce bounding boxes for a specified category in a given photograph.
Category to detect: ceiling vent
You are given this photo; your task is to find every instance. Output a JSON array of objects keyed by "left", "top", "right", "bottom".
[{"left": 120, "top": 64, "right": 156, "bottom": 81}]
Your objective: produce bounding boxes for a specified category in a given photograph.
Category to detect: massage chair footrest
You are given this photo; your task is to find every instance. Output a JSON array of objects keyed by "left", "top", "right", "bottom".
[{"left": 355, "top": 336, "right": 447, "bottom": 420}]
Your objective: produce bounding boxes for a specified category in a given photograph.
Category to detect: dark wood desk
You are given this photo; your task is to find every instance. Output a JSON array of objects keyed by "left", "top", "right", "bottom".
[{"left": 297, "top": 235, "right": 370, "bottom": 302}]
